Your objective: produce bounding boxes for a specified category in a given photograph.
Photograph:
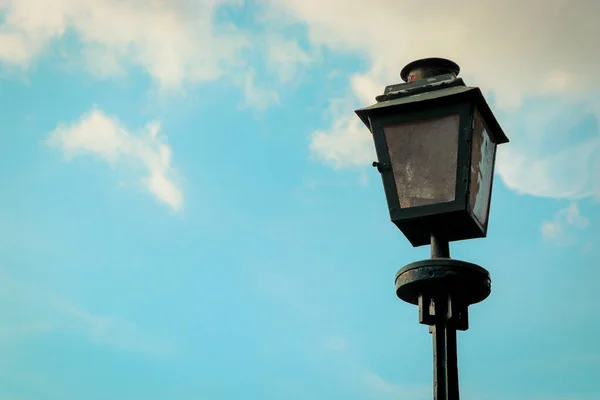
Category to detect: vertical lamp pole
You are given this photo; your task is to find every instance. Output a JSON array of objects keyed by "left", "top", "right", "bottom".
[{"left": 356, "top": 58, "right": 509, "bottom": 400}]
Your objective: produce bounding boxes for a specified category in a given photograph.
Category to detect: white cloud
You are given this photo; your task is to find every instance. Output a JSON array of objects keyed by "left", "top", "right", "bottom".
[
  {"left": 496, "top": 98, "right": 600, "bottom": 199},
  {"left": 259, "top": 0, "right": 600, "bottom": 200},
  {"left": 310, "top": 113, "right": 375, "bottom": 169},
  {"left": 0, "top": 0, "right": 315, "bottom": 109},
  {"left": 267, "top": 0, "right": 600, "bottom": 106},
  {"left": 264, "top": 34, "right": 312, "bottom": 83},
  {"left": 3, "top": 0, "right": 600, "bottom": 200},
  {"left": 309, "top": 96, "right": 376, "bottom": 169},
  {"left": 0, "top": 0, "right": 246, "bottom": 89},
  {"left": 541, "top": 203, "right": 589, "bottom": 246},
  {"left": 239, "top": 69, "right": 280, "bottom": 110},
  {"left": 47, "top": 108, "right": 183, "bottom": 211}
]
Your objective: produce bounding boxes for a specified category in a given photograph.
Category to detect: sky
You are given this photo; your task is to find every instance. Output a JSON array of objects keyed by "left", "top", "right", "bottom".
[{"left": 0, "top": 0, "right": 599, "bottom": 399}]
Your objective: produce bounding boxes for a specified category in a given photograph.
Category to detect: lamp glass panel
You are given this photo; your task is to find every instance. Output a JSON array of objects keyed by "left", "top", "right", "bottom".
[
  {"left": 383, "top": 114, "right": 460, "bottom": 209},
  {"left": 469, "top": 109, "right": 497, "bottom": 227}
]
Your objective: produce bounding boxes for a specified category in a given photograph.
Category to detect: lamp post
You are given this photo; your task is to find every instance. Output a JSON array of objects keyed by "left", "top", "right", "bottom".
[{"left": 355, "top": 58, "right": 509, "bottom": 400}]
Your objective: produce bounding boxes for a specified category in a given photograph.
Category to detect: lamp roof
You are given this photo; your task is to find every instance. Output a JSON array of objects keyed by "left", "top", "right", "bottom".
[{"left": 355, "top": 85, "right": 509, "bottom": 145}]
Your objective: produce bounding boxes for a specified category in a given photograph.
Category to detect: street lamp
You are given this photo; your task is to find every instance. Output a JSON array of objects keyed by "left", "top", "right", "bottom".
[{"left": 355, "top": 58, "right": 509, "bottom": 400}]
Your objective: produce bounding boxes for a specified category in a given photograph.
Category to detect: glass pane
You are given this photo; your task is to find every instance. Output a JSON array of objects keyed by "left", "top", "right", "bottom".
[
  {"left": 384, "top": 114, "right": 459, "bottom": 209},
  {"left": 469, "top": 109, "right": 497, "bottom": 227}
]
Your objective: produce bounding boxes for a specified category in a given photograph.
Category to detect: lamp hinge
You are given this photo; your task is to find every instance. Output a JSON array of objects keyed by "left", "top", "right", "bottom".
[
  {"left": 372, "top": 161, "right": 391, "bottom": 173},
  {"left": 464, "top": 136, "right": 472, "bottom": 183},
  {"left": 463, "top": 161, "right": 471, "bottom": 183}
]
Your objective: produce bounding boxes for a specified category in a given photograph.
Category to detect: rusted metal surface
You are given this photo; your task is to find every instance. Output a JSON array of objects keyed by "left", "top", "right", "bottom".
[
  {"left": 400, "top": 57, "right": 460, "bottom": 82},
  {"left": 395, "top": 258, "right": 491, "bottom": 308}
]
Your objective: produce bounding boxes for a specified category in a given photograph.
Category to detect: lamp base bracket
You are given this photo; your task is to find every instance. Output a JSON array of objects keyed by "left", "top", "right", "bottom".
[{"left": 395, "top": 258, "right": 490, "bottom": 331}]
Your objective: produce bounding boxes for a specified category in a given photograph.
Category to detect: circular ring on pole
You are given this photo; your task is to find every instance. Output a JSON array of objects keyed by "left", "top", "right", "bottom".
[{"left": 395, "top": 259, "right": 491, "bottom": 306}]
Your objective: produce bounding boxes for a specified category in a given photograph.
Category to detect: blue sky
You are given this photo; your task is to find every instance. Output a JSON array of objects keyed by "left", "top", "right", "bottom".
[{"left": 0, "top": 1, "right": 599, "bottom": 399}]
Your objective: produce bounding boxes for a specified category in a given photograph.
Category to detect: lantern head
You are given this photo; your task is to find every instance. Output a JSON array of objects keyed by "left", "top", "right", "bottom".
[{"left": 356, "top": 58, "right": 509, "bottom": 247}]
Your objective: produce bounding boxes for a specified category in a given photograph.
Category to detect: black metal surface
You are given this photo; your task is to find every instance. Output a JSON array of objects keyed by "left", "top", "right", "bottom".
[
  {"left": 356, "top": 83, "right": 509, "bottom": 246},
  {"left": 430, "top": 293, "right": 460, "bottom": 400},
  {"left": 356, "top": 79, "right": 508, "bottom": 247},
  {"left": 393, "top": 210, "right": 485, "bottom": 247},
  {"left": 379, "top": 74, "right": 464, "bottom": 102},
  {"left": 368, "top": 102, "right": 473, "bottom": 247},
  {"left": 395, "top": 236, "right": 491, "bottom": 400},
  {"left": 400, "top": 58, "right": 460, "bottom": 82},
  {"left": 431, "top": 232, "right": 450, "bottom": 258},
  {"left": 371, "top": 161, "right": 390, "bottom": 173},
  {"left": 384, "top": 73, "right": 461, "bottom": 96},
  {"left": 395, "top": 258, "right": 491, "bottom": 307},
  {"left": 355, "top": 83, "right": 509, "bottom": 145},
  {"left": 354, "top": 58, "right": 507, "bottom": 400}
]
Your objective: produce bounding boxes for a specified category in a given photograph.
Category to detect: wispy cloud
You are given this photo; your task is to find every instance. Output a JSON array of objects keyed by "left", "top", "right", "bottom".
[
  {"left": 319, "top": 335, "right": 430, "bottom": 400},
  {"left": 60, "top": 303, "right": 177, "bottom": 357},
  {"left": 0, "top": 270, "right": 176, "bottom": 357},
  {"left": 495, "top": 97, "right": 600, "bottom": 200},
  {"left": 263, "top": 33, "right": 312, "bottom": 84},
  {"left": 322, "top": 335, "right": 348, "bottom": 352},
  {"left": 309, "top": 114, "right": 375, "bottom": 170},
  {"left": 239, "top": 69, "right": 280, "bottom": 110},
  {"left": 360, "top": 370, "right": 431, "bottom": 400},
  {"left": 309, "top": 96, "right": 376, "bottom": 169},
  {"left": 491, "top": 394, "right": 599, "bottom": 400},
  {"left": 541, "top": 203, "right": 590, "bottom": 246},
  {"left": 252, "top": 269, "right": 430, "bottom": 399},
  {"left": 47, "top": 108, "right": 183, "bottom": 211}
]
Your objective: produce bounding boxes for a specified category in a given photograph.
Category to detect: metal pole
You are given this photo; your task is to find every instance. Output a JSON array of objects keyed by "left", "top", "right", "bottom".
[
  {"left": 431, "top": 294, "right": 460, "bottom": 400},
  {"left": 429, "top": 233, "right": 459, "bottom": 400},
  {"left": 430, "top": 232, "right": 450, "bottom": 259},
  {"left": 432, "top": 296, "right": 447, "bottom": 400},
  {"left": 397, "top": 248, "right": 488, "bottom": 400}
]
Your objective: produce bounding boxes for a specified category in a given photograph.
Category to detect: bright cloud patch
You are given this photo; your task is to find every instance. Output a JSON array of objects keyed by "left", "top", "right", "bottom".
[
  {"left": 264, "top": 34, "right": 312, "bottom": 83},
  {"left": 47, "top": 109, "right": 183, "bottom": 211},
  {"left": 266, "top": 0, "right": 600, "bottom": 201},
  {"left": 541, "top": 203, "right": 589, "bottom": 246},
  {"left": 309, "top": 76, "right": 382, "bottom": 169},
  {"left": 3, "top": 0, "right": 599, "bottom": 202},
  {"left": 496, "top": 98, "right": 600, "bottom": 200},
  {"left": 0, "top": 0, "right": 315, "bottom": 110},
  {"left": 310, "top": 78, "right": 600, "bottom": 200},
  {"left": 0, "top": 0, "right": 245, "bottom": 89},
  {"left": 266, "top": 0, "right": 600, "bottom": 105},
  {"left": 310, "top": 114, "right": 375, "bottom": 169}
]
